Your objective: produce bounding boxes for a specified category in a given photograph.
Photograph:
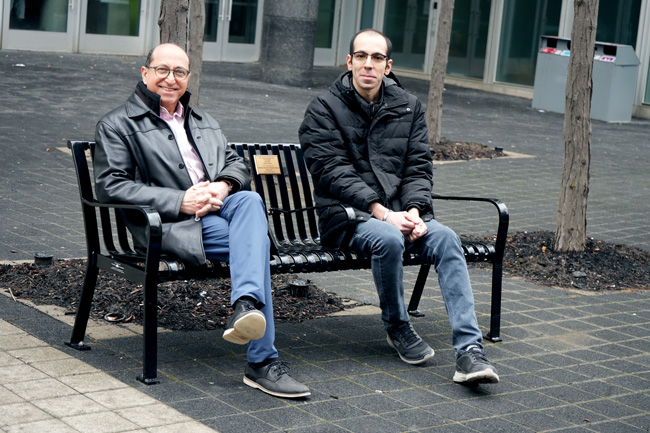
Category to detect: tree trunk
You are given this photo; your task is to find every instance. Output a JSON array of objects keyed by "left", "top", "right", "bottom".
[
  {"left": 555, "top": 0, "right": 599, "bottom": 252},
  {"left": 426, "top": 0, "right": 455, "bottom": 147},
  {"left": 158, "top": 0, "right": 205, "bottom": 107},
  {"left": 187, "top": 0, "right": 205, "bottom": 106}
]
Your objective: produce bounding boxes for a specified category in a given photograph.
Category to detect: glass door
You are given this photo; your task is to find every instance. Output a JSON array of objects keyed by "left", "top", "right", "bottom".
[
  {"left": 596, "top": 0, "right": 642, "bottom": 48},
  {"left": 203, "top": 0, "right": 262, "bottom": 62},
  {"left": 447, "top": 0, "right": 492, "bottom": 79},
  {"left": 78, "top": 0, "right": 147, "bottom": 55},
  {"left": 2, "top": 0, "right": 78, "bottom": 51},
  {"left": 382, "top": 0, "right": 431, "bottom": 70},
  {"left": 314, "top": 0, "right": 340, "bottom": 66},
  {"left": 496, "top": 0, "right": 563, "bottom": 86}
]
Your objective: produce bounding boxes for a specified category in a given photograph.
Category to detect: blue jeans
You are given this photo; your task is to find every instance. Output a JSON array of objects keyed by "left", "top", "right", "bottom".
[
  {"left": 201, "top": 190, "right": 278, "bottom": 363},
  {"left": 348, "top": 218, "right": 483, "bottom": 354}
]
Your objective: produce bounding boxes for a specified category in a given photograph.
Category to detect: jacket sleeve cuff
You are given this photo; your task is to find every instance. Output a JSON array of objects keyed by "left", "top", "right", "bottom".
[
  {"left": 216, "top": 176, "right": 242, "bottom": 193},
  {"left": 406, "top": 201, "right": 431, "bottom": 214},
  {"left": 362, "top": 195, "right": 382, "bottom": 215}
]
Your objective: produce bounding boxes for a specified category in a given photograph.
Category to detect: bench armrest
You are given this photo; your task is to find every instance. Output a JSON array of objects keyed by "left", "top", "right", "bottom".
[
  {"left": 80, "top": 197, "right": 163, "bottom": 262},
  {"left": 431, "top": 194, "right": 509, "bottom": 261}
]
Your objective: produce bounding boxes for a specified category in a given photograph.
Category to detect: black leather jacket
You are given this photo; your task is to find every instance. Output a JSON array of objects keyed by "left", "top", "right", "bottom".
[
  {"left": 94, "top": 82, "right": 250, "bottom": 266},
  {"left": 299, "top": 71, "right": 434, "bottom": 247}
]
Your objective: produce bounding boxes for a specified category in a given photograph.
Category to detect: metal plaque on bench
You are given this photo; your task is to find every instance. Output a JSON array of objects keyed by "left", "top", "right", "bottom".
[{"left": 253, "top": 155, "right": 282, "bottom": 175}]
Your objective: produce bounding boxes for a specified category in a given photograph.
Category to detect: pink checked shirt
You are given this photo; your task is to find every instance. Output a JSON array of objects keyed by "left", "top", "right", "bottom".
[{"left": 160, "top": 104, "right": 207, "bottom": 185}]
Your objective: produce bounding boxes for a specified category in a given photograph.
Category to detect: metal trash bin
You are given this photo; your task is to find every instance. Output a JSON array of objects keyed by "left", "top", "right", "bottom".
[{"left": 532, "top": 36, "right": 640, "bottom": 123}]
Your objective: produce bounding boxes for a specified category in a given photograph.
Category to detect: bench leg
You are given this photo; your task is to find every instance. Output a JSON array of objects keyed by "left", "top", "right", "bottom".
[
  {"left": 137, "top": 273, "right": 160, "bottom": 385},
  {"left": 407, "top": 264, "right": 431, "bottom": 317},
  {"left": 65, "top": 259, "right": 98, "bottom": 351},
  {"left": 407, "top": 261, "right": 503, "bottom": 343},
  {"left": 485, "top": 262, "right": 503, "bottom": 343}
]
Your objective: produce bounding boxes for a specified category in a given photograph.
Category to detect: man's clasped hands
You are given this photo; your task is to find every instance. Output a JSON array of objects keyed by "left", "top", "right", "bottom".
[{"left": 180, "top": 180, "right": 232, "bottom": 218}]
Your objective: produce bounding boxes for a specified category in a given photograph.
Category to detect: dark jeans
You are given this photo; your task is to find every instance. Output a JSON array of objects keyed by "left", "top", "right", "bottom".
[{"left": 349, "top": 218, "right": 483, "bottom": 354}]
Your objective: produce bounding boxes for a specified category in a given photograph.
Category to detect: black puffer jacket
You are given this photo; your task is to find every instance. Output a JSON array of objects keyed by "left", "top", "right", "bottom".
[{"left": 299, "top": 71, "right": 433, "bottom": 247}]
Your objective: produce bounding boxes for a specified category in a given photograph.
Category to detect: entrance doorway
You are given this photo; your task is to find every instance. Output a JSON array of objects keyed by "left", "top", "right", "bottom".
[
  {"left": 203, "top": 0, "right": 263, "bottom": 62},
  {"left": 4, "top": 0, "right": 77, "bottom": 51},
  {"left": 382, "top": 0, "right": 432, "bottom": 70},
  {"left": 2, "top": 0, "right": 147, "bottom": 54},
  {"left": 447, "top": 0, "right": 491, "bottom": 79},
  {"left": 314, "top": 0, "right": 341, "bottom": 66}
]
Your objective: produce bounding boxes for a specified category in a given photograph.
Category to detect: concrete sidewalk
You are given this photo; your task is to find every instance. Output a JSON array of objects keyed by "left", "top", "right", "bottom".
[
  {"left": 1, "top": 50, "right": 649, "bottom": 433},
  {"left": 0, "top": 317, "right": 217, "bottom": 433}
]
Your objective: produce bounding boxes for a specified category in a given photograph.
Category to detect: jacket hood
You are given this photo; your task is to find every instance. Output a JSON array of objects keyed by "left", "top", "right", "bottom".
[{"left": 128, "top": 81, "right": 193, "bottom": 119}]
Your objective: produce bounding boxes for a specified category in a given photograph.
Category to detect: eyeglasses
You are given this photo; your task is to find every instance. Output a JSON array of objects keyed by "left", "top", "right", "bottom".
[
  {"left": 146, "top": 65, "right": 190, "bottom": 80},
  {"left": 352, "top": 51, "right": 388, "bottom": 64}
]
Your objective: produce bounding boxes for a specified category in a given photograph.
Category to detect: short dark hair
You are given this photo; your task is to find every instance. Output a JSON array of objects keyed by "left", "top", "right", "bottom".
[
  {"left": 349, "top": 29, "right": 392, "bottom": 59},
  {"left": 144, "top": 43, "right": 191, "bottom": 69}
]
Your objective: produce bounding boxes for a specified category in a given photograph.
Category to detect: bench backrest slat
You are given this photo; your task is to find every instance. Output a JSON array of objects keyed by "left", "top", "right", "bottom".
[
  {"left": 262, "top": 144, "right": 295, "bottom": 246},
  {"left": 69, "top": 140, "right": 102, "bottom": 256},
  {"left": 99, "top": 207, "right": 118, "bottom": 254},
  {"left": 69, "top": 140, "right": 142, "bottom": 259},
  {"left": 291, "top": 145, "right": 320, "bottom": 242},
  {"left": 231, "top": 143, "right": 322, "bottom": 254},
  {"left": 276, "top": 145, "right": 301, "bottom": 243}
]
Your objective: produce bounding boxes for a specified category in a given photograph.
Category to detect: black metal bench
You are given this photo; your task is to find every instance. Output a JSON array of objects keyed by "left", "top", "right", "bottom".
[{"left": 65, "top": 140, "right": 509, "bottom": 384}]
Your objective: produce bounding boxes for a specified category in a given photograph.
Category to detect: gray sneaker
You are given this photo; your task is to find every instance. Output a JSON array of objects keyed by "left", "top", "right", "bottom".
[
  {"left": 223, "top": 297, "right": 266, "bottom": 345},
  {"left": 386, "top": 322, "right": 435, "bottom": 365},
  {"left": 244, "top": 360, "right": 311, "bottom": 398},
  {"left": 453, "top": 345, "right": 499, "bottom": 384}
]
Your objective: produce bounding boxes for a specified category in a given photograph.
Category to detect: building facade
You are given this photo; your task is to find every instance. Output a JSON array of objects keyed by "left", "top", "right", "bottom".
[{"left": 2, "top": 0, "right": 649, "bottom": 119}]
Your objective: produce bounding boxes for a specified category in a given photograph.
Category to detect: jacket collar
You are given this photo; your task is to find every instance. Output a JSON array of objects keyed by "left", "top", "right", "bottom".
[{"left": 126, "top": 81, "right": 199, "bottom": 120}]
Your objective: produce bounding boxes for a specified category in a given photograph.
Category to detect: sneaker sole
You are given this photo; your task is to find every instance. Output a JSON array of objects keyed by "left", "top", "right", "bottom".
[
  {"left": 223, "top": 311, "right": 266, "bottom": 345},
  {"left": 243, "top": 376, "right": 311, "bottom": 398},
  {"left": 386, "top": 336, "right": 435, "bottom": 365},
  {"left": 453, "top": 369, "right": 500, "bottom": 384}
]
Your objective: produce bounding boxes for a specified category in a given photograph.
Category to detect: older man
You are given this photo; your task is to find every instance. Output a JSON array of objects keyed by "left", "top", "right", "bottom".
[
  {"left": 299, "top": 30, "right": 499, "bottom": 385},
  {"left": 94, "top": 43, "right": 309, "bottom": 398}
]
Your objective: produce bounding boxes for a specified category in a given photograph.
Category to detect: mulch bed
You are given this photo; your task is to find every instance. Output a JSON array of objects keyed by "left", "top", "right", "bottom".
[
  {"left": 433, "top": 137, "right": 505, "bottom": 161},
  {"left": 0, "top": 263, "right": 349, "bottom": 331},
  {"left": 469, "top": 231, "right": 650, "bottom": 292}
]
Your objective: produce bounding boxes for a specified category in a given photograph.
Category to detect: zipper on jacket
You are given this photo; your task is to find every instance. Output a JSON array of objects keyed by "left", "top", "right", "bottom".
[{"left": 370, "top": 99, "right": 408, "bottom": 131}]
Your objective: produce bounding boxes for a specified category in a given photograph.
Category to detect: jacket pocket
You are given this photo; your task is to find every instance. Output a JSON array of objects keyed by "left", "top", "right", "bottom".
[{"left": 161, "top": 218, "right": 207, "bottom": 268}]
